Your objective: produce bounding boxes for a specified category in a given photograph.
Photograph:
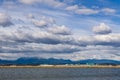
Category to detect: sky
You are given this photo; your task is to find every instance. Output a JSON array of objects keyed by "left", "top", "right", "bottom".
[{"left": 0, "top": 0, "right": 120, "bottom": 61}]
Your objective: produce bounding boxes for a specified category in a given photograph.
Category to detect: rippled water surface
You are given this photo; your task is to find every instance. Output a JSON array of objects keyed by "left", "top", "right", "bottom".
[{"left": 0, "top": 68, "right": 120, "bottom": 80}]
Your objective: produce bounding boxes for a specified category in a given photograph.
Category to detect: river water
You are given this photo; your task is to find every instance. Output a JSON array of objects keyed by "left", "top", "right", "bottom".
[{"left": 0, "top": 68, "right": 120, "bottom": 80}]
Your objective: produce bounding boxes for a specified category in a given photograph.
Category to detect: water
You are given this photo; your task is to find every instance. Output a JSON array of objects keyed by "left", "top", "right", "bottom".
[{"left": 0, "top": 68, "right": 120, "bottom": 80}]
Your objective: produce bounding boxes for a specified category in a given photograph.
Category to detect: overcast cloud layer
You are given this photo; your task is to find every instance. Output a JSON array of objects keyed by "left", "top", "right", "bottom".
[{"left": 0, "top": 0, "right": 120, "bottom": 61}]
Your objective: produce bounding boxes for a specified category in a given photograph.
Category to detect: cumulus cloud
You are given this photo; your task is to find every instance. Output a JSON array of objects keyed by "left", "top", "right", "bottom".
[
  {"left": 32, "top": 17, "right": 55, "bottom": 28},
  {"left": 0, "top": 0, "right": 120, "bottom": 61},
  {"left": 27, "top": 14, "right": 35, "bottom": 19},
  {"left": 0, "top": 53, "right": 24, "bottom": 60},
  {"left": 0, "top": 26, "right": 72, "bottom": 44},
  {"left": 69, "top": 50, "right": 120, "bottom": 61},
  {"left": 32, "top": 20, "right": 48, "bottom": 28},
  {"left": 0, "top": 20, "right": 120, "bottom": 61},
  {"left": 74, "top": 33, "right": 120, "bottom": 47},
  {"left": 48, "top": 25, "right": 71, "bottom": 35},
  {"left": 0, "top": 13, "right": 13, "bottom": 27},
  {"left": 94, "top": 34, "right": 120, "bottom": 46},
  {"left": 0, "top": 43, "right": 80, "bottom": 54},
  {"left": 0, "top": 21, "right": 120, "bottom": 60},
  {"left": 93, "top": 23, "right": 112, "bottom": 34}
]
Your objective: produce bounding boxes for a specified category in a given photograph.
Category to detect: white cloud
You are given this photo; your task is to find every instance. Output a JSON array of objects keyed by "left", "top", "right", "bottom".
[
  {"left": 19, "top": 0, "right": 40, "bottom": 5},
  {"left": 48, "top": 25, "right": 71, "bottom": 35},
  {"left": 75, "top": 33, "right": 120, "bottom": 47},
  {"left": 65, "top": 5, "right": 99, "bottom": 15},
  {"left": 65, "top": 5, "right": 116, "bottom": 15},
  {"left": 0, "top": 25, "right": 72, "bottom": 44},
  {"left": 75, "top": 8, "right": 99, "bottom": 15},
  {"left": 94, "top": 34, "right": 120, "bottom": 45},
  {"left": 69, "top": 50, "right": 120, "bottom": 61},
  {"left": 93, "top": 23, "right": 112, "bottom": 34},
  {"left": 65, "top": 5, "right": 79, "bottom": 11},
  {"left": 0, "top": 13, "right": 13, "bottom": 27},
  {"left": 0, "top": 3, "right": 119, "bottom": 60},
  {"left": 31, "top": 17, "right": 55, "bottom": 28},
  {"left": 0, "top": 53, "right": 24, "bottom": 60},
  {"left": 19, "top": 0, "right": 66, "bottom": 8},
  {"left": 101, "top": 8, "right": 116, "bottom": 14},
  {"left": 32, "top": 20, "right": 48, "bottom": 28},
  {"left": 0, "top": 20, "right": 120, "bottom": 60},
  {"left": 0, "top": 43, "right": 80, "bottom": 54},
  {"left": 27, "top": 14, "right": 35, "bottom": 19}
]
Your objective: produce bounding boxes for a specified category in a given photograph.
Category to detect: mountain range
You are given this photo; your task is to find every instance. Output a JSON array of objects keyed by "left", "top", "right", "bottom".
[{"left": 0, "top": 57, "right": 120, "bottom": 65}]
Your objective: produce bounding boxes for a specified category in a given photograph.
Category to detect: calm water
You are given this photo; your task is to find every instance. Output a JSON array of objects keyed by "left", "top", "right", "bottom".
[{"left": 0, "top": 68, "right": 120, "bottom": 80}]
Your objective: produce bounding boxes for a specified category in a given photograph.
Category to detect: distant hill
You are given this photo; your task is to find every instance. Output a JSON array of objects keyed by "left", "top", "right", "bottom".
[
  {"left": 0, "top": 57, "right": 120, "bottom": 65},
  {"left": 76, "top": 59, "right": 120, "bottom": 65},
  {"left": 0, "top": 57, "right": 73, "bottom": 65}
]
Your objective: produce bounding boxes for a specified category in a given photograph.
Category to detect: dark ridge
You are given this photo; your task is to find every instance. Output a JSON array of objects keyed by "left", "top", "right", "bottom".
[{"left": 0, "top": 57, "right": 120, "bottom": 65}]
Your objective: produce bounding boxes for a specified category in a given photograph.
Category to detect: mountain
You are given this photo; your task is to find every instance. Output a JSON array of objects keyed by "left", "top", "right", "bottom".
[
  {"left": 0, "top": 57, "right": 73, "bottom": 65},
  {"left": 76, "top": 59, "right": 120, "bottom": 65},
  {"left": 0, "top": 57, "right": 120, "bottom": 65}
]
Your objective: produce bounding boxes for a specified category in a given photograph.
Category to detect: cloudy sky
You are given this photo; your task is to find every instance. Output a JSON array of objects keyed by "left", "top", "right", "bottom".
[{"left": 0, "top": 0, "right": 120, "bottom": 61}]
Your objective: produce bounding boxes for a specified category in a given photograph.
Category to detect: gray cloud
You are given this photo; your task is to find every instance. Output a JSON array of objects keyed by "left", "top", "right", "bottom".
[
  {"left": 74, "top": 34, "right": 120, "bottom": 47},
  {"left": 0, "top": 26, "right": 72, "bottom": 44},
  {"left": 0, "top": 0, "right": 119, "bottom": 61},
  {"left": 0, "top": 53, "right": 24, "bottom": 60},
  {"left": 0, "top": 13, "right": 13, "bottom": 27},
  {"left": 0, "top": 24, "right": 120, "bottom": 47},
  {"left": 0, "top": 43, "right": 80, "bottom": 54},
  {"left": 0, "top": 15, "right": 120, "bottom": 60}
]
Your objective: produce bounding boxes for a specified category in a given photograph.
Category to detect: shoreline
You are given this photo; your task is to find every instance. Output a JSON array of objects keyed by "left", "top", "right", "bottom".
[{"left": 0, "top": 65, "right": 120, "bottom": 68}]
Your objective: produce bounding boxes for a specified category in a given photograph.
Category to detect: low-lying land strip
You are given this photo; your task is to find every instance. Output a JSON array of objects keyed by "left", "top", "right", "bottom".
[{"left": 0, "top": 65, "right": 120, "bottom": 68}]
